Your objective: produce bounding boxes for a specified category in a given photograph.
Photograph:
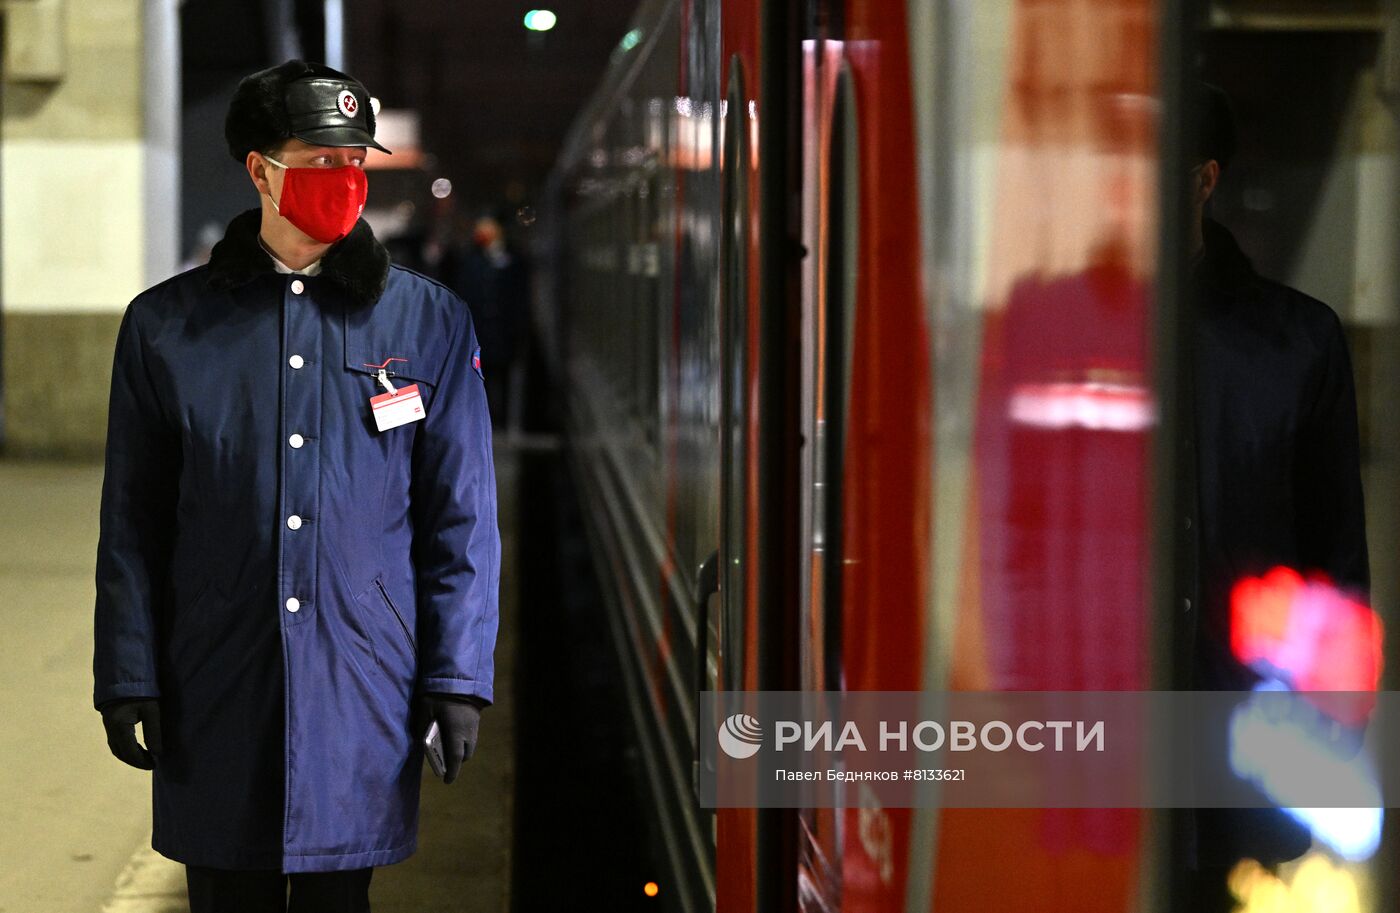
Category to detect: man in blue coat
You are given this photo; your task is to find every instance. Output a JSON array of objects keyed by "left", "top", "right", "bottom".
[{"left": 92, "top": 59, "right": 500, "bottom": 913}]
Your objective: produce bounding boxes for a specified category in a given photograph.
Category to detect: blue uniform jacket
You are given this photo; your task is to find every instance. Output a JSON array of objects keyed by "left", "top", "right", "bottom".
[{"left": 92, "top": 208, "right": 501, "bottom": 872}]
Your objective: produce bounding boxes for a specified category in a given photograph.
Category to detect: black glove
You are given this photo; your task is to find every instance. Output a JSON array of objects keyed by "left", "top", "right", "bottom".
[
  {"left": 415, "top": 692, "right": 486, "bottom": 785},
  {"left": 100, "top": 698, "right": 163, "bottom": 770}
]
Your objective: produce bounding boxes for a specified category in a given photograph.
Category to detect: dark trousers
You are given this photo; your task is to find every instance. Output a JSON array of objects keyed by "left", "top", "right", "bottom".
[{"left": 185, "top": 864, "right": 374, "bottom": 913}]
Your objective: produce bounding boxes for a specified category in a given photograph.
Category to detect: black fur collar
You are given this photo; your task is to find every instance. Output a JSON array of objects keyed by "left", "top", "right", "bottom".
[{"left": 206, "top": 207, "right": 391, "bottom": 308}]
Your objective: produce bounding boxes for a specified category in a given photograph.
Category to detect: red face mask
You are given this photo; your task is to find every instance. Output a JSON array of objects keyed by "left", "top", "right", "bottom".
[{"left": 265, "top": 154, "right": 368, "bottom": 244}]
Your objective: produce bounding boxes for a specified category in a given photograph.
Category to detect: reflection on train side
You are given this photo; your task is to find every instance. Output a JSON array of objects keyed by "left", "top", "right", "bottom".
[
  {"left": 1007, "top": 380, "right": 1156, "bottom": 432},
  {"left": 1228, "top": 568, "right": 1385, "bottom": 864},
  {"left": 1230, "top": 853, "right": 1364, "bottom": 913},
  {"left": 1228, "top": 682, "right": 1381, "bottom": 863},
  {"left": 1231, "top": 567, "right": 1383, "bottom": 698},
  {"left": 539, "top": 0, "right": 1400, "bottom": 906}
]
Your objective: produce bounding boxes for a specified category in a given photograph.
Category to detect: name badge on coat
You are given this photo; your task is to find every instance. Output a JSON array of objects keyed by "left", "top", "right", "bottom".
[{"left": 369, "top": 367, "right": 427, "bottom": 432}]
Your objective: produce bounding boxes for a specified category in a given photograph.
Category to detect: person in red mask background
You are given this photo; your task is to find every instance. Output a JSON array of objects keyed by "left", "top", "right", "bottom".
[
  {"left": 93, "top": 59, "right": 500, "bottom": 913},
  {"left": 447, "top": 214, "right": 530, "bottom": 430}
]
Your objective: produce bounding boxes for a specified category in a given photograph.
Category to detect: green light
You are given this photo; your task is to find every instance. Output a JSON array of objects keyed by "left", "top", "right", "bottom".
[
  {"left": 523, "top": 9, "right": 557, "bottom": 31},
  {"left": 619, "top": 28, "right": 641, "bottom": 51}
]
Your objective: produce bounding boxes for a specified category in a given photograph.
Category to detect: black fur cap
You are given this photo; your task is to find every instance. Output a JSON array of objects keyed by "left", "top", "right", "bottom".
[{"left": 225, "top": 59, "right": 382, "bottom": 163}]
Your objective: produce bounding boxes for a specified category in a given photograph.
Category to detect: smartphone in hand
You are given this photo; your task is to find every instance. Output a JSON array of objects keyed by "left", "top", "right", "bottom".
[{"left": 423, "top": 720, "right": 446, "bottom": 778}]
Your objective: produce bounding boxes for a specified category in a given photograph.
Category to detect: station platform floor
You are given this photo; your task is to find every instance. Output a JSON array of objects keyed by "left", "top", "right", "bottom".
[{"left": 0, "top": 447, "right": 520, "bottom": 913}]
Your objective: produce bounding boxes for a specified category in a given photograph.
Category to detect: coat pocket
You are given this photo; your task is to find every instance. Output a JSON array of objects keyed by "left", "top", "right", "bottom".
[
  {"left": 373, "top": 576, "right": 417, "bottom": 657},
  {"left": 344, "top": 339, "right": 437, "bottom": 403}
]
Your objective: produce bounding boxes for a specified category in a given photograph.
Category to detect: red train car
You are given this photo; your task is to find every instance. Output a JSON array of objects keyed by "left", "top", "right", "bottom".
[{"left": 535, "top": 0, "right": 1400, "bottom": 910}]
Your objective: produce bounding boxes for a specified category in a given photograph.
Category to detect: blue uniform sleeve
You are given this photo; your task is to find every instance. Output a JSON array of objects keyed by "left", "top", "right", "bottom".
[
  {"left": 409, "top": 297, "right": 501, "bottom": 706},
  {"left": 93, "top": 302, "right": 180, "bottom": 710}
]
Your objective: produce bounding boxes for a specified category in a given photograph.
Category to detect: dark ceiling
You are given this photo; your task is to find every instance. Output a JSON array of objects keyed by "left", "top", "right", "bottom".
[
  {"left": 179, "top": 1, "right": 634, "bottom": 255},
  {"left": 345, "top": 0, "right": 640, "bottom": 211}
]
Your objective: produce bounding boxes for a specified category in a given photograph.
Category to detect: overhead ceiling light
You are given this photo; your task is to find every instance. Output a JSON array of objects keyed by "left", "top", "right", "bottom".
[{"left": 523, "top": 9, "right": 556, "bottom": 31}]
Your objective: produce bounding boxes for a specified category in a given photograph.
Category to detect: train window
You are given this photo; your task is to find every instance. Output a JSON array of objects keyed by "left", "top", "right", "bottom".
[
  {"left": 636, "top": 166, "right": 662, "bottom": 455},
  {"left": 718, "top": 54, "right": 750, "bottom": 693}
]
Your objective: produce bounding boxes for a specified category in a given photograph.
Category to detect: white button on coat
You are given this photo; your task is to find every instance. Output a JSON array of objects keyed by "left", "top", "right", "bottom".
[
  {"left": 289, "top": 434, "right": 305, "bottom": 448},
  {"left": 285, "top": 597, "right": 300, "bottom": 613},
  {"left": 289, "top": 354, "right": 304, "bottom": 369},
  {"left": 287, "top": 515, "right": 302, "bottom": 530},
  {"left": 291, "top": 279, "right": 305, "bottom": 294}
]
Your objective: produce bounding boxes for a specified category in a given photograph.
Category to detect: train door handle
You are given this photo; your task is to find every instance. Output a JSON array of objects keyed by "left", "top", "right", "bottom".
[{"left": 693, "top": 548, "right": 720, "bottom": 800}]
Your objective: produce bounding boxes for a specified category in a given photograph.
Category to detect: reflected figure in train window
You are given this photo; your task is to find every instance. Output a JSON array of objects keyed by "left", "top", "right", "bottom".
[{"left": 1183, "top": 81, "right": 1372, "bottom": 910}]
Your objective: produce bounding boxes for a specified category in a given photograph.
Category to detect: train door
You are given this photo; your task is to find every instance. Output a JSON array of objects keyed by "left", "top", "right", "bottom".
[
  {"left": 794, "top": 24, "right": 859, "bottom": 912},
  {"left": 796, "top": 0, "right": 940, "bottom": 907},
  {"left": 784, "top": 0, "right": 1158, "bottom": 908},
  {"left": 713, "top": 39, "right": 762, "bottom": 913}
]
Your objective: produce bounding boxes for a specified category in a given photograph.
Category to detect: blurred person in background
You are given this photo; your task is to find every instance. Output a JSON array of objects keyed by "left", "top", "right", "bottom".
[
  {"left": 92, "top": 58, "right": 500, "bottom": 913},
  {"left": 1183, "top": 81, "right": 1370, "bottom": 912},
  {"left": 447, "top": 213, "right": 529, "bottom": 429},
  {"left": 380, "top": 207, "right": 433, "bottom": 275}
]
